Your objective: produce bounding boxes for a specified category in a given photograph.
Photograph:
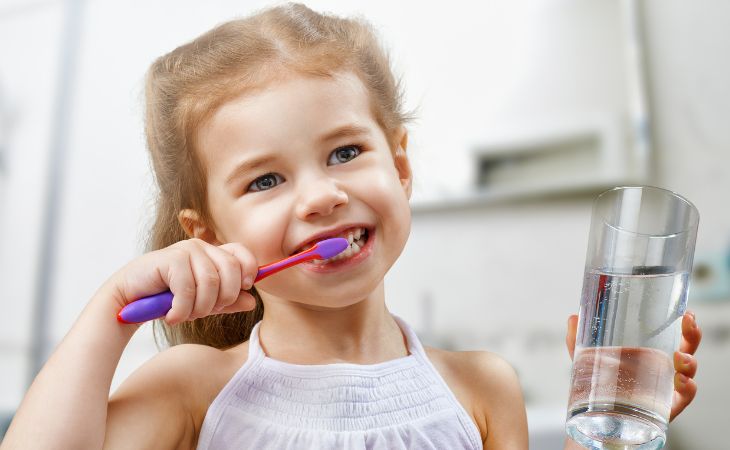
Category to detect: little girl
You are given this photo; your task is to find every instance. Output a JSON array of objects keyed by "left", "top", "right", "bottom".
[{"left": 3, "top": 4, "right": 700, "bottom": 449}]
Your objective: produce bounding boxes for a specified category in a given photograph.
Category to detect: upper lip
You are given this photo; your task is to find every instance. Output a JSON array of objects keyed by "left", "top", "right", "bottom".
[{"left": 290, "top": 224, "right": 371, "bottom": 255}]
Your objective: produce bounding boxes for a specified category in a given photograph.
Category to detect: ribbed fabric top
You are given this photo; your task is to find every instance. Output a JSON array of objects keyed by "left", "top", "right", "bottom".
[{"left": 196, "top": 316, "right": 482, "bottom": 450}]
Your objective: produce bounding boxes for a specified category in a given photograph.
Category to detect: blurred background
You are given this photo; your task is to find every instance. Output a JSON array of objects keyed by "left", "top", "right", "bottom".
[{"left": 1, "top": 0, "right": 728, "bottom": 448}]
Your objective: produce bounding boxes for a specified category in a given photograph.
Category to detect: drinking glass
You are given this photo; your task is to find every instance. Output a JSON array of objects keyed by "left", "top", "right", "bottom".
[{"left": 565, "top": 186, "right": 699, "bottom": 449}]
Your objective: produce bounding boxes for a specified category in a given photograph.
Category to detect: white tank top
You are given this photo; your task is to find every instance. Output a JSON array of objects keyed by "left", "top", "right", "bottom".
[{"left": 196, "top": 316, "right": 482, "bottom": 449}]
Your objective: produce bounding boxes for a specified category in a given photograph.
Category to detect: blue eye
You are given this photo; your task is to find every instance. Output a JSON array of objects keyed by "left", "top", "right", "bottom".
[
  {"left": 327, "top": 145, "right": 361, "bottom": 165},
  {"left": 247, "top": 173, "right": 284, "bottom": 192}
]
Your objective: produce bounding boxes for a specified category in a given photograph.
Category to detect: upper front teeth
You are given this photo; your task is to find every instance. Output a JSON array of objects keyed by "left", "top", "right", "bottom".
[
  {"left": 346, "top": 229, "right": 362, "bottom": 245},
  {"left": 313, "top": 227, "right": 368, "bottom": 263}
]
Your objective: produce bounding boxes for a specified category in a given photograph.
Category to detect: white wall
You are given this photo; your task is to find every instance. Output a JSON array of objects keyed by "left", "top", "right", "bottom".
[
  {"left": 0, "top": 0, "right": 65, "bottom": 412},
  {"left": 642, "top": 0, "right": 730, "bottom": 446}
]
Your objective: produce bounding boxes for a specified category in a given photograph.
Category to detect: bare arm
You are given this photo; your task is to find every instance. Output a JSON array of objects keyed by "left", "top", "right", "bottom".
[
  {"left": 429, "top": 348, "right": 528, "bottom": 449},
  {"left": 1, "top": 239, "right": 258, "bottom": 449},
  {"left": 476, "top": 353, "right": 529, "bottom": 449},
  {"left": 1, "top": 287, "right": 139, "bottom": 449},
  {"left": 3, "top": 292, "right": 210, "bottom": 450},
  {"left": 102, "top": 345, "right": 213, "bottom": 450}
]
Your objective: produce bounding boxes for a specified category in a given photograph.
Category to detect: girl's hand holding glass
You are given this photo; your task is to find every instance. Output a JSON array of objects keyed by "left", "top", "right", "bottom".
[{"left": 565, "top": 310, "right": 702, "bottom": 421}]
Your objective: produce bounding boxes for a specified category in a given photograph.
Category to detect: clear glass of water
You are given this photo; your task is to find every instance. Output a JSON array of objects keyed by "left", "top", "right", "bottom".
[{"left": 565, "top": 186, "right": 699, "bottom": 449}]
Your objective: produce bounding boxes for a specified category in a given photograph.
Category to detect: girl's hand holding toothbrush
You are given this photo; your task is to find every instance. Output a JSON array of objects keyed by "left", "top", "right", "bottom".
[
  {"left": 109, "top": 239, "right": 259, "bottom": 325},
  {"left": 113, "top": 237, "right": 348, "bottom": 324}
]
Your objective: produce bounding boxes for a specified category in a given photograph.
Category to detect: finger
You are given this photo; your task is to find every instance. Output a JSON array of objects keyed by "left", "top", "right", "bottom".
[
  {"left": 217, "top": 290, "right": 257, "bottom": 314},
  {"left": 566, "top": 314, "right": 578, "bottom": 360},
  {"left": 670, "top": 373, "right": 697, "bottom": 421},
  {"left": 673, "top": 351, "right": 698, "bottom": 379},
  {"left": 201, "top": 246, "right": 242, "bottom": 312},
  {"left": 679, "top": 311, "right": 702, "bottom": 355},
  {"left": 164, "top": 248, "right": 197, "bottom": 325},
  {"left": 219, "top": 242, "right": 258, "bottom": 289},
  {"left": 186, "top": 240, "right": 222, "bottom": 320}
]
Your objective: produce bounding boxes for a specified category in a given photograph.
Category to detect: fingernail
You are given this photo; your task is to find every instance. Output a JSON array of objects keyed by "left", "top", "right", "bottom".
[
  {"left": 683, "top": 354, "right": 692, "bottom": 365},
  {"left": 688, "top": 310, "right": 697, "bottom": 325},
  {"left": 243, "top": 276, "right": 253, "bottom": 290}
]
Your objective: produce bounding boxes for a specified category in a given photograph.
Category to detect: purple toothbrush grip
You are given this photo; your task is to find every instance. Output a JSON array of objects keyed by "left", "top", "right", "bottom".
[{"left": 118, "top": 291, "right": 174, "bottom": 323}]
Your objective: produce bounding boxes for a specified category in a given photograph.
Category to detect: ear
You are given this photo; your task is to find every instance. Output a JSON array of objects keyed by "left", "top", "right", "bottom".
[
  {"left": 393, "top": 127, "right": 412, "bottom": 199},
  {"left": 178, "top": 209, "right": 221, "bottom": 244}
]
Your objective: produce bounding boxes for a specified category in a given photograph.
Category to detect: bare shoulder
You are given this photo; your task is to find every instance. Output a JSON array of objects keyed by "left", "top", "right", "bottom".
[
  {"left": 424, "top": 347, "right": 521, "bottom": 414},
  {"left": 105, "top": 341, "right": 248, "bottom": 449},
  {"left": 129, "top": 341, "right": 249, "bottom": 413},
  {"left": 425, "top": 347, "right": 528, "bottom": 449}
]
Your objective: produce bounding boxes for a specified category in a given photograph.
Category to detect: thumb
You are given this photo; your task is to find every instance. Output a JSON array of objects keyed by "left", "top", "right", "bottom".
[
  {"left": 566, "top": 314, "right": 578, "bottom": 360},
  {"left": 218, "top": 290, "right": 257, "bottom": 314}
]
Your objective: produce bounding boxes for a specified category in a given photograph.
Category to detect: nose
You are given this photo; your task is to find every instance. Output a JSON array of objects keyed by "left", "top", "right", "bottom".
[{"left": 294, "top": 176, "right": 348, "bottom": 220}]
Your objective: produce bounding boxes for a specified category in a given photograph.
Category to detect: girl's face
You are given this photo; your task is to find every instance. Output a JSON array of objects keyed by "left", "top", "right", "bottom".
[{"left": 193, "top": 71, "right": 412, "bottom": 308}]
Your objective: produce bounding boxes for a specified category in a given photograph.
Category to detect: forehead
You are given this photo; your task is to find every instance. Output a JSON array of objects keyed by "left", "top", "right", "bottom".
[{"left": 196, "top": 72, "right": 381, "bottom": 172}]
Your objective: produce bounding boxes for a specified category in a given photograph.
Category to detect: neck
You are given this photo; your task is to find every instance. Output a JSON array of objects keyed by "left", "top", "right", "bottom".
[{"left": 257, "top": 283, "right": 408, "bottom": 365}]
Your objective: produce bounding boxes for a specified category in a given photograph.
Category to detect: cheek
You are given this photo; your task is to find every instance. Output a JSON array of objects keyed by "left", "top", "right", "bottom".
[
  {"left": 390, "top": 198, "right": 412, "bottom": 254},
  {"left": 214, "top": 197, "right": 291, "bottom": 260},
  {"left": 353, "top": 168, "right": 411, "bottom": 236}
]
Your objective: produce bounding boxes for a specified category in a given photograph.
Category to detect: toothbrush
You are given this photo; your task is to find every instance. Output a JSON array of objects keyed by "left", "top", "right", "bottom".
[{"left": 117, "top": 237, "right": 349, "bottom": 324}]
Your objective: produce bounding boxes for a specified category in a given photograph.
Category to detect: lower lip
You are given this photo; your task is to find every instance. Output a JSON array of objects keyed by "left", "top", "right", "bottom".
[{"left": 302, "top": 230, "right": 375, "bottom": 273}]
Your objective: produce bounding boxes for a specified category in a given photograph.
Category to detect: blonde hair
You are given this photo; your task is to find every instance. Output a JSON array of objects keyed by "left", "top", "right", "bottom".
[{"left": 145, "top": 3, "right": 409, "bottom": 348}]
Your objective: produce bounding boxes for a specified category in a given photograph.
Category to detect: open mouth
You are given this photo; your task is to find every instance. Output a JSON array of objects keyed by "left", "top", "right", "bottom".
[{"left": 294, "top": 226, "right": 371, "bottom": 265}]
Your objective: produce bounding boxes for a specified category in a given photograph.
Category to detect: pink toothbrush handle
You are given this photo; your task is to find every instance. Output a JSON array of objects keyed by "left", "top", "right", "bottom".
[{"left": 255, "top": 251, "right": 317, "bottom": 281}]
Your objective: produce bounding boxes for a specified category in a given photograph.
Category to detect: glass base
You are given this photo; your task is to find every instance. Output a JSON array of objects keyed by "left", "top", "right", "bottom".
[{"left": 566, "top": 403, "right": 667, "bottom": 450}]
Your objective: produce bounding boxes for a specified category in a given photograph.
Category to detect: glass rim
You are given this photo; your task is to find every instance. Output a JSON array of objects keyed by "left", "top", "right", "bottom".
[
  {"left": 594, "top": 185, "right": 699, "bottom": 237},
  {"left": 601, "top": 219, "right": 692, "bottom": 239}
]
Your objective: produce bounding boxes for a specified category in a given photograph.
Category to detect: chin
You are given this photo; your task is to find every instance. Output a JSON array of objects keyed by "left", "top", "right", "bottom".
[
  {"left": 266, "top": 278, "right": 382, "bottom": 309},
  {"left": 304, "top": 297, "right": 369, "bottom": 311}
]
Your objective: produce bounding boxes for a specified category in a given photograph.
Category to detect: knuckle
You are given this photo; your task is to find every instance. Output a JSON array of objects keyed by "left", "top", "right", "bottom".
[
  {"left": 172, "top": 239, "right": 192, "bottom": 249},
  {"left": 230, "top": 243, "right": 255, "bottom": 261},
  {"left": 227, "top": 242, "right": 248, "bottom": 252},
  {"left": 223, "top": 252, "right": 240, "bottom": 269},
  {"left": 170, "top": 240, "right": 186, "bottom": 248},
  {"left": 180, "top": 238, "right": 208, "bottom": 251},
  {"left": 180, "top": 284, "right": 197, "bottom": 298},
  {"left": 216, "top": 254, "right": 238, "bottom": 275},
  {"left": 200, "top": 270, "right": 220, "bottom": 287},
  {"left": 168, "top": 246, "right": 190, "bottom": 261}
]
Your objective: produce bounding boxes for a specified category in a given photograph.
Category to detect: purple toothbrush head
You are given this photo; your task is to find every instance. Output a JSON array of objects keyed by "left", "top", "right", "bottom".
[{"left": 313, "top": 237, "right": 349, "bottom": 259}]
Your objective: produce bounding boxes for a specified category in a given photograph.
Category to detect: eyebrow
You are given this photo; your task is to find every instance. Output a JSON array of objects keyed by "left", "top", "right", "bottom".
[
  {"left": 225, "top": 154, "right": 277, "bottom": 186},
  {"left": 319, "top": 124, "right": 371, "bottom": 143}
]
